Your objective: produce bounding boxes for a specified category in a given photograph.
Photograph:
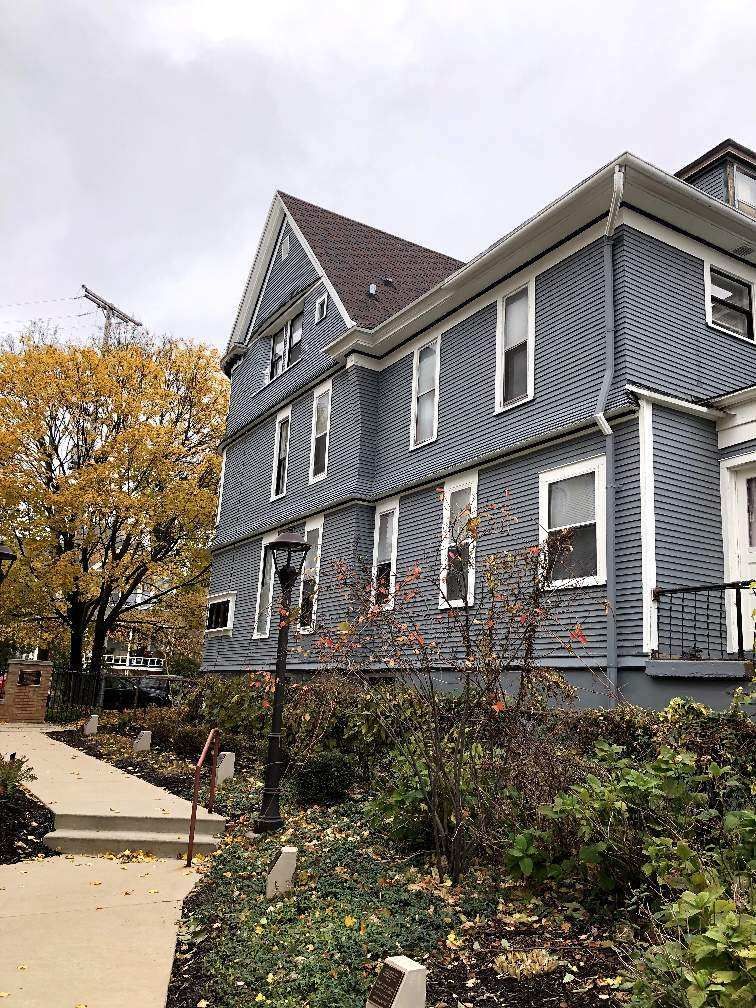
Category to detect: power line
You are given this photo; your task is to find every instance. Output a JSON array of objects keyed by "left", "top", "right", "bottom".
[
  {"left": 0, "top": 310, "right": 96, "bottom": 325},
  {"left": 0, "top": 294, "right": 84, "bottom": 312}
]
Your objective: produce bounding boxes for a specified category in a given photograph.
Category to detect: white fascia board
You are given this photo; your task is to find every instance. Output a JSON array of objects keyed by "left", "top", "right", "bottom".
[
  {"left": 328, "top": 151, "right": 756, "bottom": 363},
  {"left": 326, "top": 159, "right": 623, "bottom": 359},
  {"left": 711, "top": 385, "right": 756, "bottom": 407},
  {"left": 624, "top": 384, "right": 729, "bottom": 421},
  {"left": 228, "top": 193, "right": 285, "bottom": 350}
]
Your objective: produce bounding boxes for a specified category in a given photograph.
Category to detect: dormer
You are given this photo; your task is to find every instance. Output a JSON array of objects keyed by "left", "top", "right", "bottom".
[{"left": 676, "top": 139, "right": 756, "bottom": 220}]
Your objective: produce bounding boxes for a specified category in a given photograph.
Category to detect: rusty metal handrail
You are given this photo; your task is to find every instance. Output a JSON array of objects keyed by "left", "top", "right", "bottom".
[{"left": 186, "top": 727, "right": 220, "bottom": 867}]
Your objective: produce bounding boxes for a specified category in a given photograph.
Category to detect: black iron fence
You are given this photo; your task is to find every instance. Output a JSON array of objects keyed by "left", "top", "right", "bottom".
[
  {"left": 46, "top": 668, "right": 102, "bottom": 724},
  {"left": 653, "top": 580, "right": 754, "bottom": 661}
]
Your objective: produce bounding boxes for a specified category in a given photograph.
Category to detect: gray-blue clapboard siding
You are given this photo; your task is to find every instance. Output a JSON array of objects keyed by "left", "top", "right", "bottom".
[
  {"left": 614, "top": 225, "right": 756, "bottom": 401},
  {"left": 255, "top": 222, "right": 319, "bottom": 331},
  {"left": 653, "top": 406, "right": 724, "bottom": 588},
  {"left": 686, "top": 164, "right": 729, "bottom": 205},
  {"left": 226, "top": 278, "right": 347, "bottom": 437}
]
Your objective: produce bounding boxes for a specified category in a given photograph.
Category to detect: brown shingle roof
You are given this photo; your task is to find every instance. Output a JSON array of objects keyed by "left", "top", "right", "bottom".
[{"left": 278, "top": 191, "right": 464, "bottom": 329}]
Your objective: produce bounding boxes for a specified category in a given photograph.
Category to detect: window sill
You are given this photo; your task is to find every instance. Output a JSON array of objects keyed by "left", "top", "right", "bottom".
[
  {"left": 204, "top": 627, "right": 233, "bottom": 638},
  {"left": 409, "top": 433, "right": 438, "bottom": 451},
  {"left": 707, "top": 321, "right": 756, "bottom": 345},
  {"left": 547, "top": 576, "right": 606, "bottom": 591},
  {"left": 495, "top": 392, "right": 533, "bottom": 415},
  {"left": 438, "top": 597, "right": 475, "bottom": 610},
  {"left": 309, "top": 471, "right": 327, "bottom": 485},
  {"left": 270, "top": 491, "right": 287, "bottom": 503}
]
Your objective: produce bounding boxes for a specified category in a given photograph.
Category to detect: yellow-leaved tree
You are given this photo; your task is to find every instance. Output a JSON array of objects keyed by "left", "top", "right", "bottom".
[{"left": 0, "top": 329, "right": 228, "bottom": 677}]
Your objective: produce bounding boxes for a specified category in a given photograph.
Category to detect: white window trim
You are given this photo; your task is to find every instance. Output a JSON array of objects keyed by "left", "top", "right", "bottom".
[
  {"left": 205, "top": 591, "right": 236, "bottom": 638},
  {"left": 266, "top": 311, "right": 305, "bottom": 385},
  {"left": 309, "top": 379, "right": 332, "bottom": 483},
  {"left": 280, "top": 232, "right": 290, "bottom": 260},
  {"left": 371, "top": 497, "right": 400, "bottom": 609},
  {"left": 495, "top": 277, "right": 535, "bottom": 414},
  {"left": 720, "top": 450, "right": 756, "bottom": 653},
  {"left": 703, "top": 261, "right": 756, "bottom": 345},
  {"left": 438, "top": 469, "right": 478, "bottom": 609},
  {"left": 270, "top": 405, "right": 291, "bottom": 501},
  {"left": 315, "top": 292, "right": 328, "bottom": 323},
  {"left": 539, "top": 455, "right": 606, "bottom": 589},
  {"left": 253, "top": 531, "right": 278, "bottom": 639},
  {"left": 298, "top": 513, "right": 324, "bottom": 634},
  {"left": 409, "top": 336, "right": 441, "bottom": 450}
]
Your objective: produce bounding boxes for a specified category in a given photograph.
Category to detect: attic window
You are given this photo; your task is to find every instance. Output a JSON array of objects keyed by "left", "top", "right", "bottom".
[
  {"left": 315, "top": 293, "right": 328, "bottom": 324},
  {"left": 280, "top": 233, "right": 290, "bottom": 260}
]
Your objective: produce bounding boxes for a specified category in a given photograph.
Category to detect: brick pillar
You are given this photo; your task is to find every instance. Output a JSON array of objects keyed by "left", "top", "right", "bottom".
[{"left": 0, "top": 660, "right": 53, "bottom": 723}]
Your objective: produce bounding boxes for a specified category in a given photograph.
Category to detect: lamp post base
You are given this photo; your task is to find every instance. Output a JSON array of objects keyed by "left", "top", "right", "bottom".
[{"left": 252, "top": 814, "right": 285, "bottom": 833}]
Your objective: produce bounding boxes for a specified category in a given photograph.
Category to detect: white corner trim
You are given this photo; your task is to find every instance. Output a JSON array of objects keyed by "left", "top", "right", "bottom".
[
  {"left": 215, "top": 450, "right": 226, "bottom": 528},
  {"left": 538, "top": 454, "right": 607, "bottom": 589},
  {"left": 638, "top": 400, "right": 658, "bottom": 652},
  {"left": 625, "top": 384, "right": 728, "bottom": 420}
]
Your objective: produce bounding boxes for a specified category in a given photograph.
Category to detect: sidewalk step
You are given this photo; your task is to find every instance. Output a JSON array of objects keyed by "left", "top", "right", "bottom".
[
  {"left": 54, "top": 811, "right": 226, "bottom": 838},
  {"left": 43, "top": 828, "right": 224, "bottom": 858}
]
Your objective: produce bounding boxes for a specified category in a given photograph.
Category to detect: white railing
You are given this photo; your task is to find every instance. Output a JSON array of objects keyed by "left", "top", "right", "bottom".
[{"left": 103, "top": 654, "right": 166, "bottom": 670}]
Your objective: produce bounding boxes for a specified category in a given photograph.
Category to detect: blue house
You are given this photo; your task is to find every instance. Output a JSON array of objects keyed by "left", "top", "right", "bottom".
[{"left": 203, "top": 139, "right": 756, "bottom": 708}]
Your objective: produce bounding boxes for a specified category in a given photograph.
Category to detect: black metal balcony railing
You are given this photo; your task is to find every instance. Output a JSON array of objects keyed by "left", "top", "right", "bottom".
[{"left": 653, "top": 580, "right": 754, "bottom": 662}]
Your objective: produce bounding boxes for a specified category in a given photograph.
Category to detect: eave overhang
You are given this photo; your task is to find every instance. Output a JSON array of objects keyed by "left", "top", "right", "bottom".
[{"left": 326, "top": 152, "right": 756, "bottom": 363}]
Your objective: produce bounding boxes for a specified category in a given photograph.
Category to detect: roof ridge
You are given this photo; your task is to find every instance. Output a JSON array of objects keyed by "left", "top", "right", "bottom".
[{"left": 276, "top": 190, "right": 465, "bottom": 266}]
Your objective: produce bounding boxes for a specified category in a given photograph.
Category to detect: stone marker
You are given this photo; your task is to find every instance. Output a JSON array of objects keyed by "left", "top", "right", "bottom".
[
  {"left": 367, "top": 956, "right": 427, "bottom": 1008},
  {"left": 83, "top": 714, "right": 98, "bottom": 736},
  {"left": 133, "top": 730, "right": 151, "bottom": 752},
  {"left": 216, "top": 751, "right": 235, "bottom": 785},
  {"left": 266, "top": 845, "right": 298, "bottom": 899}
]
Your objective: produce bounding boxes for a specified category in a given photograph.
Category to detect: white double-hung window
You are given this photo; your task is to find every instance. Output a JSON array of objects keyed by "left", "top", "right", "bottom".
[
  {"left": 269, "top": 311, "right": 304, "bottom": 380},
  {"left": 439, "top": 470, "right": 478, "bottom": 608},
  {"left": 254, "top": 532, "right": 277, "bottom": 638},
  {"left": 298, "top": 515, "right": 323, "bottom": 633},
  {"left": 271, "top": 406, "right": 291, "bottom": 500},
  {"left": 707, "top": 266, "right": 754, "bottom": 341},
  {"left": 309, "top": 380, "right": 331, "bottom": 481},
  {"left": 539, "top": 456, "right": 606, "bottom": 587},
  {"left": 411, "top": 338, "right": 439, "bottom": 448},
  {"left": 372, "top": 498, "right": 399, "bottom": 607},
  {"left": 496, "top": 279, "right": 534, "bottom": 411}
]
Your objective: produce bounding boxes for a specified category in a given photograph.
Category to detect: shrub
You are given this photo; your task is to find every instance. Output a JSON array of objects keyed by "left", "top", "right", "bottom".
[
  {"left": 0, "top": 754, "right": 36, "bottom": 798},
  {"left": 632, "top": 882, "right": 756, "bottom": 1008},
  {"left": 292, "top": 749, "right": 357, "bottom": 805}
]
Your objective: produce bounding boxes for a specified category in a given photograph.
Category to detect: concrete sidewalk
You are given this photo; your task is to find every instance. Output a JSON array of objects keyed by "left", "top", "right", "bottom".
[
  {"left": 1, "top": 725, "right": 225, "bottom": 856},
  {"left": 0, "top": 854, "right": 197, "bottom": 1007}
]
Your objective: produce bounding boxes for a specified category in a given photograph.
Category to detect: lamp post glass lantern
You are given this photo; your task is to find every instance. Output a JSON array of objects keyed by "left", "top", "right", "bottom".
[
  {"left": 254, "top": 529, "right": 311, "bottom": 833},
  {"left": 0, "top": 540, "right": 16, "bottom": 588}
]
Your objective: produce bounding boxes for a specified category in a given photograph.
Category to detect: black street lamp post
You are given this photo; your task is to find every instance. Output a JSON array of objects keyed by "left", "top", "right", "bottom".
[
  {"left": 0, "top": 540, "right": 16, "bottom": 589},
  {"left": 253, "top": 529, "right": 311, "bottom": 833}
]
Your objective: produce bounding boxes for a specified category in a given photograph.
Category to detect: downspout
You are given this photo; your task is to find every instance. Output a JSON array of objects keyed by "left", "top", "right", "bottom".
[{"left": 595, "top": 164, "right": 625, "bottom": 705}]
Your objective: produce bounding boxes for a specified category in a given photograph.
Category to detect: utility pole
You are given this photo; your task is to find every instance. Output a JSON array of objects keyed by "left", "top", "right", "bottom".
[{"left": 81, "top": 285, "right": 142, "bottom": 347}]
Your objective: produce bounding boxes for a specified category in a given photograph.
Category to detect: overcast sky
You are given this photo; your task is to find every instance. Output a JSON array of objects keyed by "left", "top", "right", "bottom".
[{"left": 3, "top": 0, "right": 756, "bottom": 350}]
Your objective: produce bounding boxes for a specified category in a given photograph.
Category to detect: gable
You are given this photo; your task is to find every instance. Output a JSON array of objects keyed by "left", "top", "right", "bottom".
[{"left": 251, "top": 220, "right": 320, "bottom": 331}]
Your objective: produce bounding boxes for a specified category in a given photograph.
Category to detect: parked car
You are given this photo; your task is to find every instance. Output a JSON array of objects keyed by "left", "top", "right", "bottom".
[{"left": 101, "top": 674, "right": 172, "bottom": 710}]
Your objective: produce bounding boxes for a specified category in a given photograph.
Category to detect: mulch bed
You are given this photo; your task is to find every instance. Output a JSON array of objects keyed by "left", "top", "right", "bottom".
[
  {"left": 426, "top": 890, "right": 629, "bottom": 1008},
  {"left": 0, "top": 788, "right": 57, "bottom": 865}
]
